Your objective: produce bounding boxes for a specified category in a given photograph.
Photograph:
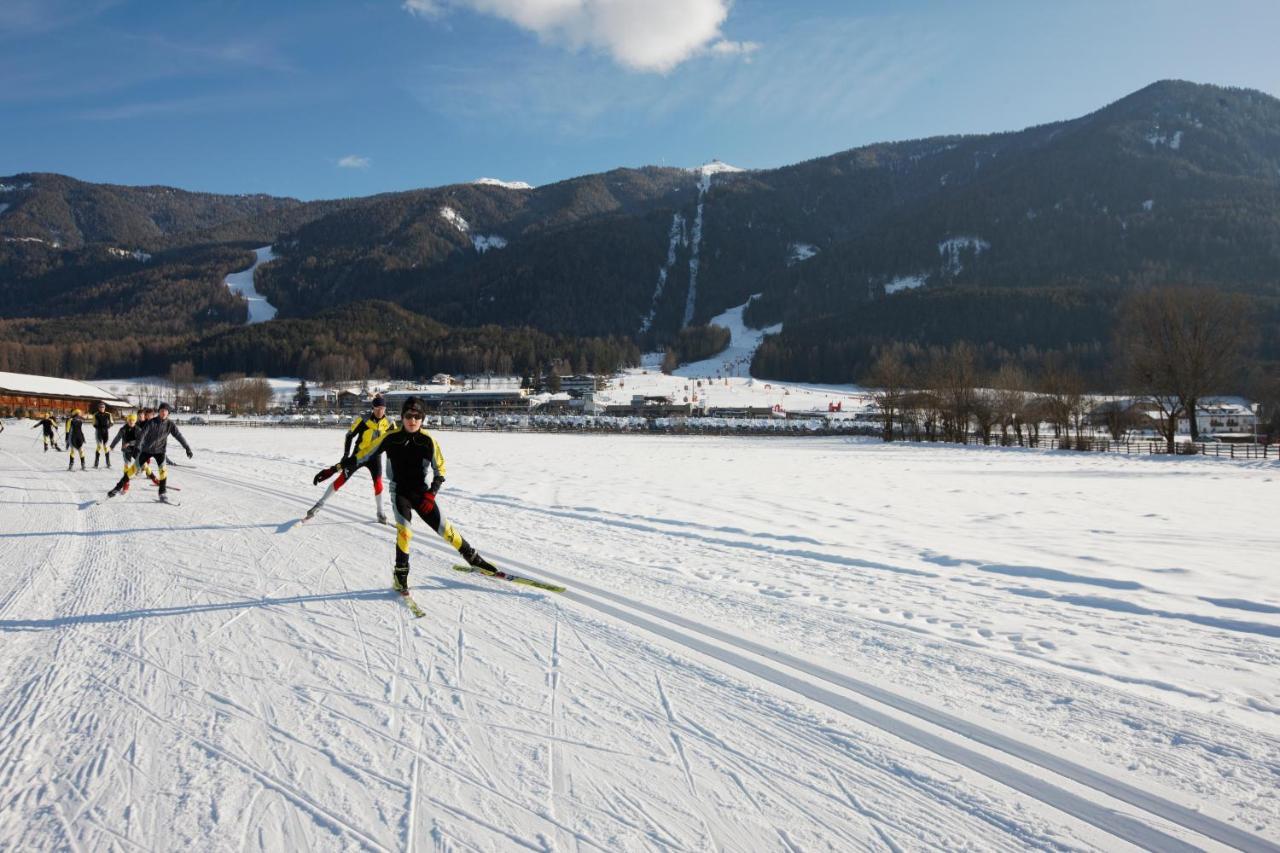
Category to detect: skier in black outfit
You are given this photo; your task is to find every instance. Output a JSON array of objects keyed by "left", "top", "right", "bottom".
[
  {"left": 31, "top": 412, "right": 61, "bottom": 452},
  {"left": 65, "top": 410, "right": 87, "bottom": 470},
  {"left": 92, "top": 401, "right": 114, "bottom": 468},
  {"left": 343, "top": 396, "right": 495, "bottom": 593},
  {"left": 109, "top": 413, "right": 141, "bottom": 470},
  {"left": 107, "top": 402, "right": 192, "bottom": 499}
]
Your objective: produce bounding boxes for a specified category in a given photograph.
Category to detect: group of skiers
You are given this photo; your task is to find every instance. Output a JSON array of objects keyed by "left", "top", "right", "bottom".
[
  {"left": 20, "top": 394, "right": 493, "bottom": 592},
  {"left": 304, "top": 395, "right": 496, "bottom": 592},
  {"left": 28, "top": 401, "right": 192, "bottom": 500}
]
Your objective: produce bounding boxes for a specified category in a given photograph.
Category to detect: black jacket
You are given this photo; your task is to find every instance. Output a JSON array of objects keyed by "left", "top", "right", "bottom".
[
  {"left": 110, "top": 423, "right": 140, "bottom": 451},
  {"left": 354, "top": 427, "right": 445, "bottom": 498},
  {"left": 137, "top": 417, "right": 191, "bottom": 457},
  {"left": 65, "top": 416, "right": 86, "bottom": 446}
]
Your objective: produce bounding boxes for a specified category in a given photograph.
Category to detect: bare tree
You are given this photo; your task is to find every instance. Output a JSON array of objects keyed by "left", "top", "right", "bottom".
[
  {"left": 991, "top": 363, "right": 1028, "bottom": 445},
  {"left": 932, "top": 343, "right": 978, "bottom": 443},
  {"left": 1118, "top": 286, "right": 1254, "bottom": 442},
  {"left": 867, "top": 347, "right": 913, "bottom": 441},
  {"left": 1041, "top": 359, "right": 1085, "bottom": 446}
]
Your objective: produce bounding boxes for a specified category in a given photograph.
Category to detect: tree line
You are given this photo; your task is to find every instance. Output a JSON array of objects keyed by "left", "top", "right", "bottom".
[{"left": 864, "top": 287, "right": 1270, "bottom": 450}]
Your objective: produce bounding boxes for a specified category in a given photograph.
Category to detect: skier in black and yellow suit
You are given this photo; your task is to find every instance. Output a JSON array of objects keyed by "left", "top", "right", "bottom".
[
  {"left": 306, "top": 395, "right": 393, "bottom": 522},
  {"left": 92, "top": 401, "right": 114, "bottom": 468},
  {"left": 109, "top": 413, "right": 141, "bottom": 471},
  {"left": 344, "top": 396, "right": 494, "bottom": 592},
  {"left": 30, "top": 412, "right": 61, "bottom": 452},
  {"left": 65, "top": 410, "right": 87, "bottom": 470}
]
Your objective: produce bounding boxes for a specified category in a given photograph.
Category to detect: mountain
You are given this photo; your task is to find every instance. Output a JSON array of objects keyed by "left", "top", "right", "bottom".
[{"left": 2, "top": 80, "right": 1278, "bottom": 385}]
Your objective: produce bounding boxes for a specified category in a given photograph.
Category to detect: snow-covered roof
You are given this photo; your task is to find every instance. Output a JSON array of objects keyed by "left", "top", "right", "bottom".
[{"left": 0, "top": 371, "right": 132, "bottom": 407}]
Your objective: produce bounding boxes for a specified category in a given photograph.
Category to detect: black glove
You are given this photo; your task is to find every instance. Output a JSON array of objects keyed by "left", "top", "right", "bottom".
[
  {"left": 186, "top": 448, "right": 194, "bottom": 459},
  {"left": 429, "top": 475, "right": 444, "bottom": 495}
]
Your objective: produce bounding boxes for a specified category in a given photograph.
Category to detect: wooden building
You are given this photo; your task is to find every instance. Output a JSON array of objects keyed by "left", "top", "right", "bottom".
[{"left": 0, "top": 371, "right": 134, "bottom": 418}]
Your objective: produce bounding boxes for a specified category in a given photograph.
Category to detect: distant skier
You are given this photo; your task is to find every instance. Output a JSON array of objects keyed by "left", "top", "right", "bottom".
[
  {"left": 65, "top": 410, "right": 87, "bottom": 470},
  {"left": 92, "top": 401, "right": 114, "bottom": 468},
  {"left": 109, "top": 412, "right": 141, "bottom": 471},
  {"left": 31, "top": 412, "right": 61, "bottom": 452},
  {"left": 341, "top": 396, "right": 494, "bottom": 593},
  {"left": 306, "top": 395, "right": 392, "bottom": 523},
  {"left": 107, "top": 402, "right": 192, "bottom": 500}
]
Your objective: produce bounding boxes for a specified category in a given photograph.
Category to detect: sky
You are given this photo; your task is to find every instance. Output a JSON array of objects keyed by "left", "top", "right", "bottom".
[{"left": 2, "top": 0, "right": 1278, "bottom": 200}]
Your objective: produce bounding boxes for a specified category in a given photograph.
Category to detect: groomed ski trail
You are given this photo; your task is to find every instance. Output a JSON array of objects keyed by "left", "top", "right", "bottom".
[{"left": 3, "top": 430, "right": 1278, "bottom": 852}]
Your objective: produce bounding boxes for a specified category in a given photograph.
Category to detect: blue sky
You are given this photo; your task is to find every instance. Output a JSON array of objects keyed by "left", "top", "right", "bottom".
[{"left": 2, "top": 0, "right": 1277, "bottom": 200}]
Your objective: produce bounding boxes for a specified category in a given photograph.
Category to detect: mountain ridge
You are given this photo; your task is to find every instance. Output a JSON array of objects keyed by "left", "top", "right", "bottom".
[{"left": 3, "top": 79, "right": 1278, "bottom": 385}]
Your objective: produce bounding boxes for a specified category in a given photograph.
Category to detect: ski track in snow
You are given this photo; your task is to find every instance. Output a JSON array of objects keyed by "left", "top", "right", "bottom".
[{"left": 0, "top": 427, "right": 1278, "bottom": 851}]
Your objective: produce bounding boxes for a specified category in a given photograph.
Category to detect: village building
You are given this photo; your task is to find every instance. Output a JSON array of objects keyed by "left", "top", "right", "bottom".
[{"left": 0, "top": 371, "right": 134, "bottom": 418}]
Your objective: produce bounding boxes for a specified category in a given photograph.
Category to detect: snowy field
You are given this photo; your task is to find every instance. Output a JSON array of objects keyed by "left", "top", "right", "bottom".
[{"left": 1, "top": 424, "right": 1278, "bottom": 851}]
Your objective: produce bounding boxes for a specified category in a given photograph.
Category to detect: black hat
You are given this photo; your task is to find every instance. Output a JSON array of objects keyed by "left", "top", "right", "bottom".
[
  {"left": 371, "top": 395, "right": 386, "bottom": 408},
  {"left": 401, "top": 396, "right": 424, "bottom": 417},
  {"left": 157, "top": 402, "right": 171, "bottom": 412}
]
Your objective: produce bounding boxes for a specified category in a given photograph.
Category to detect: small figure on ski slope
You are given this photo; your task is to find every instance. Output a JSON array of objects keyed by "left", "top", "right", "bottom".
[
  {"left": 107, "top": 402, "right": 192, "bottom": 500},
  {"left": 109, "top": 412, "right": 141, "bottom": 471},
  {"left": 343, "top": 396, "right": 495, "bottom": 594},
  {"left": 65, "top": 409, "right": 87, "bottom": 470},
  {"left": 306, "top": 395, "right": 392, "bottom": 523},
  {"left": 91, "top": 401, "right": 114, "bottom": 469},
  {"left": 31, "top": 412, "right": 61, "bottom": 452}
]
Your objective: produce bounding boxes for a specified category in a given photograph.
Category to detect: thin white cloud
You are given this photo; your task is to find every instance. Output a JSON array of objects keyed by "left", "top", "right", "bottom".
[
  {"left": 338, "top": 155, "right": 371, "bottom": 169},
  {"left": 708, "top": 39, "right": 760, "bottom": 58},
  {"left": 402, "top": 0, "right": 443, "bottom": 19},
  {"left": 403, "top": 0, "right": 749, "bottom": 73}
]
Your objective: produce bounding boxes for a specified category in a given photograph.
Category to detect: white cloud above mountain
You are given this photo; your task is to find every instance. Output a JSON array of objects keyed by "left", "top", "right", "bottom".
[
  {"left": 337, "top": 155, "right": 371, "bottom": 169},
  {"left": 402, "top": 0, "right": 747, "bottom": 73}
]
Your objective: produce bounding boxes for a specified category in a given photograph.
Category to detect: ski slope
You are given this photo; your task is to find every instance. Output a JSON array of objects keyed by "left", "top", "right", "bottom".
[{"left": 1, "top": 425, "right": 1278, "bottom": 851}]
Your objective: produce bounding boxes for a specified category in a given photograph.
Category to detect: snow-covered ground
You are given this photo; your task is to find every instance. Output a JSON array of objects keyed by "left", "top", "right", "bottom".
[
  {"left": 1, "top": 424, "right": 1277, "bottom": 850},
  {"left": 224, "top": 245, "right": 278, "bottom": 323}
]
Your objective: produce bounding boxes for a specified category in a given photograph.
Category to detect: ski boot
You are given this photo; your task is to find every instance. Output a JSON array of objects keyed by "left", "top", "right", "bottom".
[
  {"left": 376, "top": 512, "right": 388, "bottom": 525},
  {"left": 67, "top": 458, "right": 74, "bottom": 471},
  {"left": 106, "top": 454, "right": 112, "bottom": 469},
  {"left": 304, "top": 503, "right": 320, "bottom": 521},
  {"left": 459, "top": 542, "right": 497, "bottom": 572},
  {"left": 94, "top": 452, "right": 100, "bottom": 469},
  {"left": 80, "top": 458, "right": 86, "bottom": 470},
  {"left": 392, "top": 567, "right": 410, "bottom": 594}
]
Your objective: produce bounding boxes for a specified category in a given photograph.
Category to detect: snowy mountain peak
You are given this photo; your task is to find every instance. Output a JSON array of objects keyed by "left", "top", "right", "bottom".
[
  {"left": 472, "top": 177, "right": 535, "bottom": 190},
  {"left": 689, "top": 160, "right": 745, "bottom": 176}
]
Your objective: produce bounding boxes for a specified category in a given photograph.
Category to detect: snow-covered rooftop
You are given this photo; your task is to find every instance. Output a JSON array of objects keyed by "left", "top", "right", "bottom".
[{"left": 0, "top": 371, "right": 132, "bottom": 406}]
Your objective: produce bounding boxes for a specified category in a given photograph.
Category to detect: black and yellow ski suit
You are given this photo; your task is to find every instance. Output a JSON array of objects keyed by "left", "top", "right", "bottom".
[
  {"left": 308, "top": 411, "right": 392, "bottom": 518},
  {"left": 349, "top": 426, "right": 473, "bottom": 571},
  {"left": 65, "top": 415, "right": 87, "bottom": 467},
  {"left": 31, "top": 417, "right": 60, "bottom": 451},
  {"left": 92, "top": 409, "right": 114, "bottom": 467}
]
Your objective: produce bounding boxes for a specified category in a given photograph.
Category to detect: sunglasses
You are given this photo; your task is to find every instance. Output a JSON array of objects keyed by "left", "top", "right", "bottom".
[{"left": 402, "top": 412, "right": 424, "bottom": 420}]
